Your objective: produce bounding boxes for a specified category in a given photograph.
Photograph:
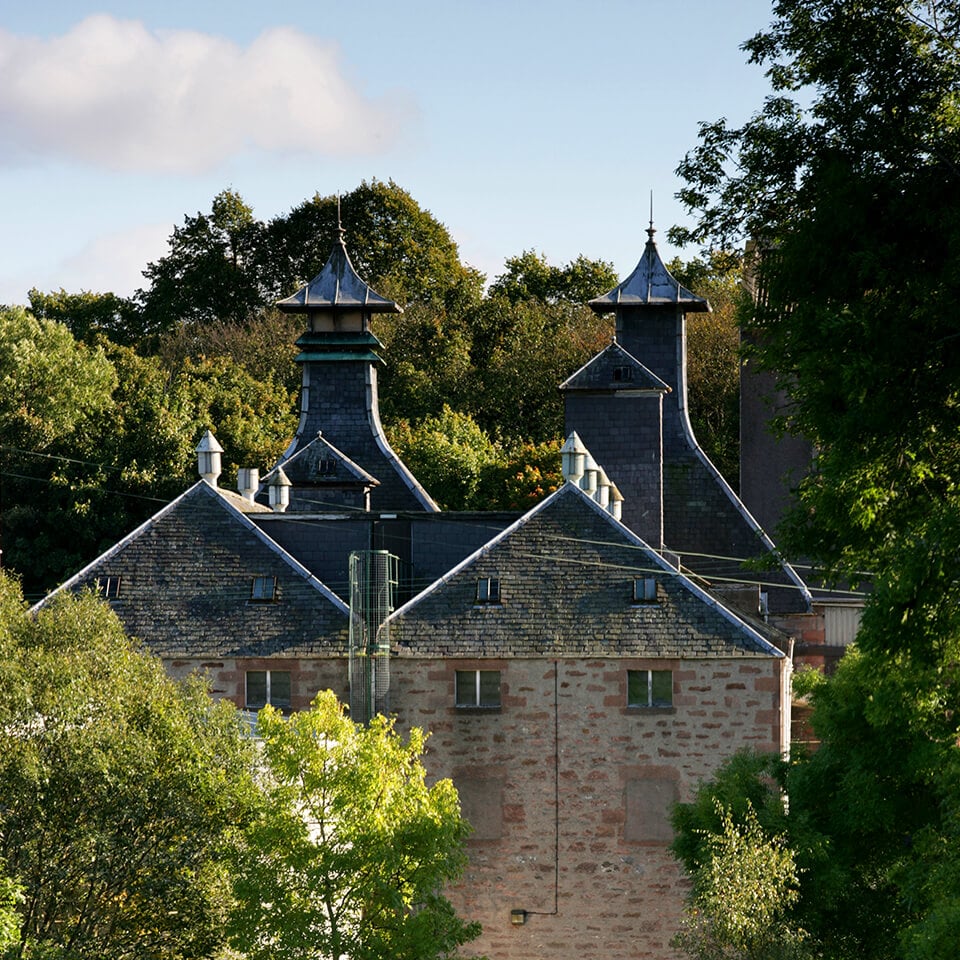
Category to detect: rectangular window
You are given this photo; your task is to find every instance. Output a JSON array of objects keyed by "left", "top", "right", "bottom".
[
  {"left": 633, "top": 577, "right": 658, "bottom": 603},
  {"left": 476, "top": 578, "right": 501, "bottom": 603},
  {"left": 246, "top": 670, "right": 292, "bottom": 710},
  {"left": 627, "top": 669, "right": 673, "bottom": 708},
  {"left": 250, "top": 576, "right": 277, "bottom": 601},
  {"left": 612, "top": 365, "right": 634, "bottom": 382},
  {"left": 455, "top": 670, "right": 501, "bottom": 708},
  {"left": 316, "top": 457, "right": 337, "bottom": 476},
  {"left": 96, "top": 575, "right": 122, "bottom": 599}
]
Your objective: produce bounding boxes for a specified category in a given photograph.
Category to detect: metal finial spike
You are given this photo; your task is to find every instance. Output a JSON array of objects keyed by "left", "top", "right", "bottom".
[
  {"left": 647, "top": 190, "right": 656, "bottom": 240},
  {"left": 336, "top": 194, "right": 345, "bottom": 242}
]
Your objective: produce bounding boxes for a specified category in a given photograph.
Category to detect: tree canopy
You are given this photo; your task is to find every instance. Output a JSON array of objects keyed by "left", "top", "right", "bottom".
[
  {"left": 0, "top": 571, "right": 258, "bottom": 959},
  {"left": 672, "top": 0, "right": 960, "bottom": 586},
  {"left": 669, "top": 3, "right": 960, "bottom": 958},
  {"left": 228, "top": 691, "right": 480, "bottom": 960},
  {"left": 134, "top": 180, "right": 484, "bottom": 337}
]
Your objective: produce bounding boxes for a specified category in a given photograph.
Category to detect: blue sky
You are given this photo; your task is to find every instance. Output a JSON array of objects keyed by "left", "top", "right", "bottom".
[{"left": 0, "top": 1, "right": 777, "bottom": 306}]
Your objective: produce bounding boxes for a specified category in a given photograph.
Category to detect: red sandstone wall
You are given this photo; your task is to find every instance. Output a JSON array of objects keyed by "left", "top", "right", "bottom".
[
  {"left": 163, "top": 652, "right": 785, "bottom": 959},
  {"left": 164, "top": 656, "right": 349, "bottom": 713},
  {"left": 390, "top": 655, "right": 787, "bottom": 960}
]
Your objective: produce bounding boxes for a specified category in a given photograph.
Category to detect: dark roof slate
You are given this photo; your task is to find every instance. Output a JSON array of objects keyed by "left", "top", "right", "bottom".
[
  {"left": 589, "top": 229, "right": 711, "bottom": 314},
  {"left": 388, "top": 483, "right": 783, "bottom": 659},
  {"left": 41, "top": 482, "right": 350, "bottom": 658},
  {"left": 276, "top": 232, "right": 400, "bottom": 315},
  {"left": 269, "top": 432, "right": 378, "bottom": 488},
  {"left": 560, "top": 341, "right": 671, "bottom": 392}
]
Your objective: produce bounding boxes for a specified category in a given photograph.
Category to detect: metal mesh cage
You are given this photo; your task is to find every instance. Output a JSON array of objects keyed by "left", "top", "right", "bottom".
[{"left": 348, "top": 550, "right": 398, "bottom": 723}]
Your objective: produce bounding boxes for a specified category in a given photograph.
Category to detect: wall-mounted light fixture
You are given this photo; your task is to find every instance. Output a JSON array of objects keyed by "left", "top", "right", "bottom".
[{"left": 510, "top": 909, "right": 528, "bottom": 926}]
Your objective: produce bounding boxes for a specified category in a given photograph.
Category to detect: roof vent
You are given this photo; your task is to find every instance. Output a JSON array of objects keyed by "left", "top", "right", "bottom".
[
  {"left": 609, "top": 482, "right": 624, "bottom": 521},
  {"left": 195, "top": 430, "right": 224, "bottom": 487},
  {"left": 562, "top": 433, "right": 625, "bottom": 520},
  {"left": 238, "top": 467, "right": 259, "bottom": 503},
  {"left": 268, "top": 467, "right": 292, "bottom": 513},
  {"left": 580, "top": 453, "right": 599, "bottom": 495},
  {"left": 595, "top": 467, "right": 612, "bottom": 509},
  {"left": 561, "top": 432, "right": 588, "bottom": 484}
]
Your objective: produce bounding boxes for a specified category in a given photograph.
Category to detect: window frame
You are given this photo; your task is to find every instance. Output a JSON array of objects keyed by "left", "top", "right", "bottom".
[
  {"left": 250, "top": 575, "right": 278, "bottom": 602},
  {"left": 96, "top": 575, "right": 122, "bottom": 600},
  {"left": 632, "top": 577, "right": 658, "bottom": 604},
  {"left": 475, "top": 577, "right": 501, "bottom": 604},
  {"left": 627, "top": 669, "right": 673, "bottom": 709},
  {"left": 245, "top": 669, "right": 292, "bottom": 711},
  {"left": 455, "top": 669, "right": 502, "bottom": 709}
]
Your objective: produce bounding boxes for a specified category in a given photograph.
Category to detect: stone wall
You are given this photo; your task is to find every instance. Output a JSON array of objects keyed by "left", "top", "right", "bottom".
[
  {"left": 390, "top": 653, "right": 788, "bottom": 960},
  {"left": 164, "top": 656, "right": 349, "bottom": 713}
]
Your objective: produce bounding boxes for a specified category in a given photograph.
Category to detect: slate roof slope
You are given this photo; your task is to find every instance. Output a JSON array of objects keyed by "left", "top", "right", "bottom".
[
  {"left": 271, "top": 432, "right": 377, "bottom": 488},
  {"left": 560, "top": 340, "right": 671, "bottom": 393},
  {"left": 37, "top": 481, "right": 350, "bottom": 658},
  {"left": 388, "top": 482, "right": 785, "bottom": 659}
]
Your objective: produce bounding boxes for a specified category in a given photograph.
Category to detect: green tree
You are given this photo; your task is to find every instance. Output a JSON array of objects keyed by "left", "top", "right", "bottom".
[
  {"left": 673, "top": 802, "right": 811, "bottom": 960},
  {"left": 135, "top": 189, "right": 267, "bottom": 336},
  {"left": 473, "top": 438, "right": 562, "bottom": 512},
  {"left": 133, "top": 181, "right": 483, "bottom": 342},
  {"left": 156, "top": 307, "right": 302, "bottom": 394},
  {"left": 0, "top": 307, "right": 116, "bottom": 451},
  {"left": 672, "top": 632, "right": 960, "bottom": 960},
  {"left": 0, "top": 571, "right": 257, "bottom": 959},
  {"left": 667, "top": 2, "right": 960, "bottom": 956},
  {"left": 228, "top": 690, "right": 481, "bottom": 960},
  {"left": 671, "top": 0, "right": 960, "bottom": 588},
  {"left": 27, "top": 288, "right": 139, "bottom": 347},
  {"left": 1, "top": 312, "right": 297, "bottom": 598},
  {"left": 467, "top": 297, "right": 611, "bottom": 442},
  {"left": 262, "top": 180, "right": 484, "bottom": 310},
  {"left": 375, "top": 302, "right": 476, "bottom": 427},
  {"left": 170, "top": 355, "right": 297, "bottom": 488},
  {"left": 488, "top": 250, "right": 618, "bottom": 305}
]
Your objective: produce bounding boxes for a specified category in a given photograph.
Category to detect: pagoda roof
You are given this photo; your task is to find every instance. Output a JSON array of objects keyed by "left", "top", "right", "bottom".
[
  {"left": 276, "top": 229, "right": 401, "bottom": 315},
  {"left": 589, "top": 226, "right": 711, "bottom": 314}
]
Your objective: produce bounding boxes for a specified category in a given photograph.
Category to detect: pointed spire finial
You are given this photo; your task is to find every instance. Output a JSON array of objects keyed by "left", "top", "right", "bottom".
[
  {"left": 336, "top": 194, "right": 345, "bottom": 244},
  {"left": 647, "top": 190, "right": 656, "bottom": 241}
]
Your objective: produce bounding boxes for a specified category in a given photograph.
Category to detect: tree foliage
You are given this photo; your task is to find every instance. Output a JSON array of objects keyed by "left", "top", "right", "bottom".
[
  {"left": 1, "top": 322, "right": 296, "bottom": 600},
  {"left": 136, "top": 189, "right": 266, "bottom": 336},
  {"left": 670, "top": 5, "right": 960, "bottom": 956},
  {"left": 0, "top": 307, "right": 116, "bottom": 451},
  {"left": 671, "top": 0, "right": 960, "bottom": 584},
  {"left": 673, "top": 802, "right": 810, "bottom": 960},
  {"left": 0, "top": 571, "right": 257, "bottom": 960},
  {"left": 27, "top": 288, "right": 140, "bottom": 347},
  {"left": 487, "top": 250, "right": 618, "bottom": 305},
  {"left": 675, "top": 640, "right": 960, "bottom": 960},
  {"left": 262, "top": 180, "right": 485, "bottom": 311},
  {"left": 228, "top": 691, "right": 481, "bottom": 960},
  {"left": 134, "top": 180, "right": 483, "bottom": 339}
]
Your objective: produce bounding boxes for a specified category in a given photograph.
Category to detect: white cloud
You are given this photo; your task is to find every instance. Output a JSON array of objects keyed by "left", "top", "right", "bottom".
[
  {"left": 0, "top": 16, "right": 409, "bottom": 173},
  {"left": 57, "top": 222, "right": 173, "bottom": 297},
  {"left": 0, "top": 221, "right": 172, "bottom": 304}
]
